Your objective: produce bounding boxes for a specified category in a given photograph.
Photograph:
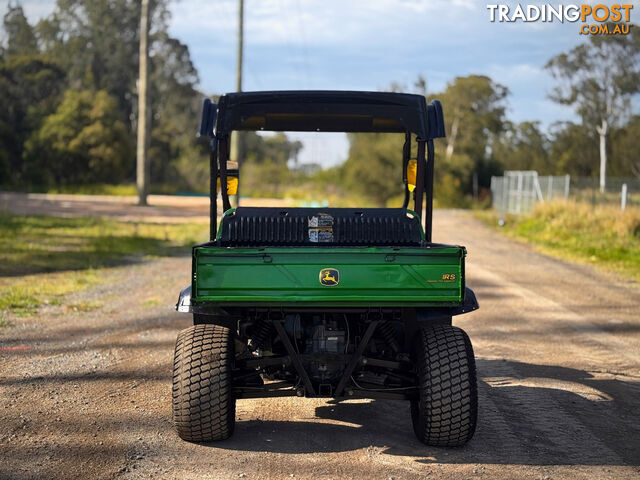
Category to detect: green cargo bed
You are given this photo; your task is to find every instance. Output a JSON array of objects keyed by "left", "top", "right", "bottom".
[{"left": 192, "top": 245, "right": 465, "bottom": 307}]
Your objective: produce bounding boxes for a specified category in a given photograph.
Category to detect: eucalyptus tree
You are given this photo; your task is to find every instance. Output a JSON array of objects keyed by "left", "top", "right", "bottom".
[{"left": 546, "top": 25, "right": 640, "bottom": 192}]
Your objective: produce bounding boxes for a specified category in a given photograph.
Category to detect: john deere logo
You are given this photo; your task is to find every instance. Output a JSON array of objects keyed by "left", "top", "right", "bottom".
[{"left": 319, "top": 268, "right": 339, "bottom": 286}]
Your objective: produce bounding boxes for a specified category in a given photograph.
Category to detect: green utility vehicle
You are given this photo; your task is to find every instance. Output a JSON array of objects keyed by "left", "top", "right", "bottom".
[{"left": 173, "top": 91, "right": 479, "bottom": 447}]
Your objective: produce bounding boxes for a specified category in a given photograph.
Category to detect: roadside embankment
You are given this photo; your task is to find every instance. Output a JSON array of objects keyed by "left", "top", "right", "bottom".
[{"left": 476, "top": 201, "right": 640, "bottom": 282}]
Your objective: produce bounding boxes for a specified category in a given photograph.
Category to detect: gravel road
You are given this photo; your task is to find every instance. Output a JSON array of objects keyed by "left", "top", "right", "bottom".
[
  {"left": 0, "top": 192, "right": 288, "bottom": 223},
  {"left": 1, "top": 209, "right": 639, "bottom": 479}
]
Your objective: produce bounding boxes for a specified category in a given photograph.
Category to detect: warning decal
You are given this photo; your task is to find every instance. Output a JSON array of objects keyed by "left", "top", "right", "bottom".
[{"left": 308, "top": 213, "right": 334, "bottom": 243}]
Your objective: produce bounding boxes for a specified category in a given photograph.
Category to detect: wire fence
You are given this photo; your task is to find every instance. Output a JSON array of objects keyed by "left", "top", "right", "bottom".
[
  {"left": 490, "top": 171, "right": 639, "bottom": 214},
  {"left": 490, "top": 171, "right": 569, "bottom": 214},
  {"left": 571, "top": 176, "right": 640, "bottom": 210}
]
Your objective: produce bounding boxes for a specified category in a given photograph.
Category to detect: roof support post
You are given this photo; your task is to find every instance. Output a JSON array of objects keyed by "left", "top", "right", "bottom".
[
  {"left": 209, "top": 138, "right": 219, "bottom": 241},
  {"left": 218, "top": 137, "right": 232, "bottom": 213},
  {"left": 413, "top": 139, "right": 426, "bottom": 225},
  {"left": 425, "top": 139, "right": 435, "bottom": 243},
  {"left": 402, "top": 132, "right": 411, "bottom": 209}
]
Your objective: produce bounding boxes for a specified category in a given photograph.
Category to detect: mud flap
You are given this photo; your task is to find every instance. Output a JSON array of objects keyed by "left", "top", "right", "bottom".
[
  {"left": 176, "top": 285, "right": 192, "bottom": 313},
  {"left": 415, "top": 287, "right": 479, "bottom": 324},
  {"left": 456, "top": 287, "right": 479, "bottom": 315}
]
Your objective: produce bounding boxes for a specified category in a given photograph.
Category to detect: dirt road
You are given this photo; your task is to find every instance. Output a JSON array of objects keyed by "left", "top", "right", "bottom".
[
  {"left": 1, "top": 209, "right": 639, "bottom": 479},
  {"left": 0, "top": 192, "right": 289, "bottom": 223}
]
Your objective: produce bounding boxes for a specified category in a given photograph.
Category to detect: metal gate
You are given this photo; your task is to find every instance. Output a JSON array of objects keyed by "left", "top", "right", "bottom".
[{"left": 491, "top": 171, "right": 570, "bottom": 214}]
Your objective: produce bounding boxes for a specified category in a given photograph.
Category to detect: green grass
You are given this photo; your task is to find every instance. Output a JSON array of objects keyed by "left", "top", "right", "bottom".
[
  {"left": 6, "top": 182, "right": 198, "bottom": 196},
  {"left": 43, "top": 183, "right": 199, "bottom": 196},
  {"left": 45, "top": 183, "right": 138, "bottom": 196},
  {"left": 476, "top": 202, "right": 640, "bottom": 281},
  {"left": 142, "top": 296, "right": 163, "bottom": 307},
  {"left": 0, "top": 270, "right": 101, "bottom": 317},
  {"left": 0, "top": 213, "right": 208, "bottom": 275},
  {"left": 0, "top": 213, "right": 208, "bottom": 319},
  {"left": 65, "top": 300, "right": 104, "bottom": 312}
]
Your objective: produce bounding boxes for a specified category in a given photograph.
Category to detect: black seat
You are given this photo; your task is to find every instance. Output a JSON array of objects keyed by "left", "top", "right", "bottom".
[{"left": 218, "top": 207, "right": 423, "bottom": 247}]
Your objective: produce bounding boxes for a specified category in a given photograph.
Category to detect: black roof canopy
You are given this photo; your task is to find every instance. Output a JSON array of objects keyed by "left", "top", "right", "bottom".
[{"left": 211, "top": 90, "right": 443, "bottom": 139}]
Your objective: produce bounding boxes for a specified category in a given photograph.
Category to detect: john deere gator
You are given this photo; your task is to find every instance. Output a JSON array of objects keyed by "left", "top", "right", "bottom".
[{"left": 173, "top": 91, "right": 479, "bottom": 447}]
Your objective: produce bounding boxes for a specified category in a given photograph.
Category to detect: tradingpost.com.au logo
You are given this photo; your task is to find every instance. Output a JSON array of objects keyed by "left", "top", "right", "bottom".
[{"left": 487, "top": 4, "right": 634, "bottom": 35}]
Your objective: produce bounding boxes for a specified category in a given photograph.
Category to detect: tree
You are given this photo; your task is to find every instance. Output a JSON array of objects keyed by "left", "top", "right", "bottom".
[
  {"left": 237, "top": 133, "right": 305, "bottom": 198},
  {"left": 432, "top": 75, "right": 508, "bottom": 164},
  {"left": 546, "top": 24, "right": 640, "bottom": 191},
  {"left": 339, "top": 76, "right": 509, "bottom": 207},
  {"left": 0, "top": 55, "right": 65, "bottom": 184},
  {"left": 0, "top": 5, "right": 63, "bottom": 184},
  {"left": 430, "top": 75, "right": 509, "bottom": 193},
  {"left": 2, "top": 4, "right": 38, "bottom": 56},
  {"left": 243, "top": 133, "right": 302, "bottom": 165},
  {"left": 23, "top": 89, "right": 132, "bottom": 186},
  {"left": 342, "top": 133, "right": 405, "bottom": 207},
  {"left": 549, "top": 121, "right": 599, "bottom": 177},
  {"left": 36, "top": 0, "right": 147, "bottom": 122},
  {"left": 611, "top": 115, "right": 640, "bottom": 178},
  {"left": 492, "top": 121, "right": 551, "bottom": 173},
  {"left": 32, "top": 0, "right": 207, "bottom": 191}
]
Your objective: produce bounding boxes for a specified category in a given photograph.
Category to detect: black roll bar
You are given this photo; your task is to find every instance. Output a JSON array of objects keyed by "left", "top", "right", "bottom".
[{"left": 198, "top": 93, "right": 445, "bottom": 243}]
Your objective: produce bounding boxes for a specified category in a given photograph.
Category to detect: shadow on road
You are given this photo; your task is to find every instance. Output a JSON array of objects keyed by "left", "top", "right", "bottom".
[
  {"left": 209, "top": 358, "right": 640, "bottom": 467},
  {"left": 3, "top": 308, "right": 639, "bottom": 468}
]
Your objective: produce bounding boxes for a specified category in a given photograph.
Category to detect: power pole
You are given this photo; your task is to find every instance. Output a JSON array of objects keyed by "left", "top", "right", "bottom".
[
  {"left": 236, "top": 0, "right": 244, "bottom": 93},
  {"left": 136, "top": 0, "right": 150, "bottom": 206},
  {"left": 230, "top": 0, "right": 244, "bottom": 200}
]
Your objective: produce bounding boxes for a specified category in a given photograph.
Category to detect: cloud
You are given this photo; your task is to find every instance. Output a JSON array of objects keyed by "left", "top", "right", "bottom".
[
  {"left": 486, "top": 63, "right": 545, "bottom": 84},
  {"left": 168, "top": 0, "right": 481, "bottom": 49}
]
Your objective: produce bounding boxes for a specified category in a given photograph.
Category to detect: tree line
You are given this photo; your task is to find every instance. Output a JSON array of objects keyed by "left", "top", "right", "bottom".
[
  {"left": 0, "top": 2, "right": 309, "bottom": 195},
  {"left": 1, "top": 1, "right": 208, "bottom": 191},
  {"left": 2, "top": 3, "right": 638, "bottom": 208},
  {"left": 343, "top": 25, "right": 640, "bottom": 206}
]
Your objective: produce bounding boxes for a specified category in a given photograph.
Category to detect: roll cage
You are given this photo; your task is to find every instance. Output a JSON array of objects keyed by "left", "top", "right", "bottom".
[{"left": 198, "top": 90, "right": 446, "bottom": 242}]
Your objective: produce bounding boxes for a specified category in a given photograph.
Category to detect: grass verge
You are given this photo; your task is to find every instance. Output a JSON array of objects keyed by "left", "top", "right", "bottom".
[
  {"left": 476, "top": 201, "right": 640, "bottom": 282},
  {"left": 0, "top": 213, "right": 207, "bottom": 320},
  {"left": 45, "top": 183, "right": 138, "bottom": 196}
]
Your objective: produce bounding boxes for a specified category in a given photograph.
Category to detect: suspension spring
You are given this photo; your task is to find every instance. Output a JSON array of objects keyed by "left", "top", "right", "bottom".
[
  {"left": 249, "top": 317, "right": 272, "bottom": 351},
  {"left": 378, "top": 320, "right": 400, "bottom": 353}
]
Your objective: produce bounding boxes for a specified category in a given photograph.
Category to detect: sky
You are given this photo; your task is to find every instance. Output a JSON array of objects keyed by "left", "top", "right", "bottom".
[{"left": 12, "top": 0, "right": 640, "bottom": 166}]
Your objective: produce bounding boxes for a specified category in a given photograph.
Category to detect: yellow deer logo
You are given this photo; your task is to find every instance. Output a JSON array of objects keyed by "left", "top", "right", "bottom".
[
  {"left": 319, "top": 268, "right": 340, "bottom": 286},
  {"left": 323, "top": 271, "right": 337, "bottom": 283}
]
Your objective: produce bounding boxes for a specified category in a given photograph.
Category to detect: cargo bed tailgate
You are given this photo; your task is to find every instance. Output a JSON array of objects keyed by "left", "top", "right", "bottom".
[{"left": 192, "top": 246, "right": 465, "bottom": 307}]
